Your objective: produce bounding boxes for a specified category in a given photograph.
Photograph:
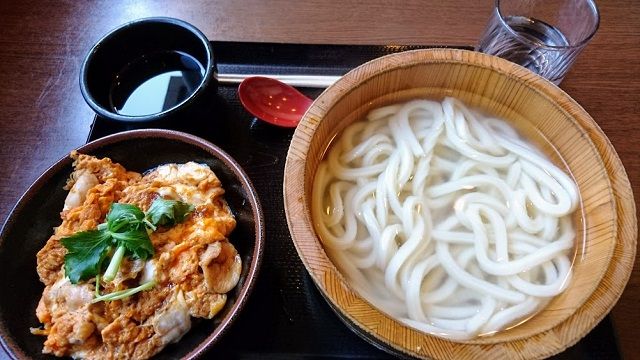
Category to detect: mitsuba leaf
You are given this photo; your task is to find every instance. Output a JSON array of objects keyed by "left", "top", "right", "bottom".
[
  {"left": 61, "top": 230, "right": 112, "bottom": 284},
  {"left": 106, "top": 203, "right": 145, "bottom": 232},
  {"left": 146, "top": 198, "right": 194, "bottom": 227},
  {"left": 111, "top": 226, "right": 154, "bottom": 260}
]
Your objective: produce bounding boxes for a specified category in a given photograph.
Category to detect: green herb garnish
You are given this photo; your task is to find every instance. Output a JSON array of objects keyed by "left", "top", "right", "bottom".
[
  {"left": 145, "top": 198, "right": 195, "bottom": 229},
  {"left": 61, "top": 229, "right": 112, "bottom": 285},
  {"left": 61, "top": 197, "right": 194, "bottom": 300},
  {"left": 91, "top": 280, "right": 157, "bottom": 303}
]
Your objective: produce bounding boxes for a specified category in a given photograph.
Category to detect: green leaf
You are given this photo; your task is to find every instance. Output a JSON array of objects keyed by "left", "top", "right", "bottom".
[
  {"left": 146, "top": 198, "right": 194, "bottom": 228},
  {"left": 106, "top": 203, "right": 145, "bottom": 232},
  {"left": 61, "top": 230, "right": 112, "bottom": 284},
  {"left": 111, "top": 227, "right": 154, "bottom": 260},
  {"left": 105, "top": 202, "right": 154, "bottom": 260}
]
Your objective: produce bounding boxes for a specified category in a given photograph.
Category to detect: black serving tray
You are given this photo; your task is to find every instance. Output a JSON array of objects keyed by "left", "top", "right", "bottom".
[{"left": 86, "top": 42, "right": 621, "bottom": 360}]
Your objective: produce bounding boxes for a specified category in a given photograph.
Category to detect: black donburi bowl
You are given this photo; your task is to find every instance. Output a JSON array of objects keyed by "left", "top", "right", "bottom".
[{"left": 0, "top": 129, "right": 264, "bottom": 359}]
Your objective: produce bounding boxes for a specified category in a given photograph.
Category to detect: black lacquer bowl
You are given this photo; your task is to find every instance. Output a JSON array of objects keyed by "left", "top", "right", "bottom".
[
  {"left": 80, "top": 17, "right": 216, "bottom": 124},
  {"left": 0, "top": 129, "right": 264, "bottom": 359}
]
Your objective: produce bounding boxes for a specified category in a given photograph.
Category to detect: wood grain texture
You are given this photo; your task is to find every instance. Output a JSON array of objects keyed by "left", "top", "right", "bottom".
[
  {"left": 283, "top": 49, "right": 635, "bottom": 359},
  {"left": 0, "top": 0, "right": 638, "bottom": 358}
]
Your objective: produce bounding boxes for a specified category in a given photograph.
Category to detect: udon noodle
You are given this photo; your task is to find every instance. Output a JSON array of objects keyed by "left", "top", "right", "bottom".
[{"left": 311, "top": 97, "right": 579, "bottom": 340}]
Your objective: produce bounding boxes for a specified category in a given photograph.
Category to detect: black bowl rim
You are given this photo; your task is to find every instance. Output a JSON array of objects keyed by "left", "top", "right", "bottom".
[
  {"left": 79, "top": 17, "right": 215, "bottom": 123},
  {"left": 0, "top": 129, "right": 265, "bottom": 359}
]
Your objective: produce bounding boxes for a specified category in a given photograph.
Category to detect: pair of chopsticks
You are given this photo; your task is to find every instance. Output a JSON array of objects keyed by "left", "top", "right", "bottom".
[{"left": 215, "top": 73, "right": 340, "bottom": 88}]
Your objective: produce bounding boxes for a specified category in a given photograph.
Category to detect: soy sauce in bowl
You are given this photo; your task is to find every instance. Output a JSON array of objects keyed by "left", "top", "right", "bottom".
[{"left": 109, "top": 50, "right": 205, "bottom": 116}]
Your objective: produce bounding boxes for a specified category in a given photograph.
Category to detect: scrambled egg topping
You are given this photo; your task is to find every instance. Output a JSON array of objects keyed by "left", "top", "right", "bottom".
[{"left": 33, "top": 153, "right": 241, "bottom": 359}]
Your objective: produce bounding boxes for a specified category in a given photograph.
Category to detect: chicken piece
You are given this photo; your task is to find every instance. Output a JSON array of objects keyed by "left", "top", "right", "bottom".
[
  {"left": 111, "top": 258, "right": 145, "bottom": 286},
  {"left": 139, "top": 260, "right": 156, "bottom": 284},
  {"left": 37, "top": 278, "right": 96, "bottom": 356},
  {"left": 154, "top": 243, "right": 202, "bottom": 285},
  {"left": 126, "top": 284, "right": 172, "bottom": 323},
  {"left": 199, "top": 241, "right": 242, "bottom": 294},
  {"left": 66, "top": 152, "right": 140, "bottom": 186},
  {"left": 98, "top": 315, "right": 157, "bottom": 359},
  {"left": 63, "top": 172, "right": 99, "bottom": 211},
  {"left": 183, "top": 280, "right": 227, "bottom": 319},
  {"left": 151, "top": 290, "right": 191, "bottom": 345},
  {"left": 44, "top": 278, "right": 93, "bottom": 312},
  {"left": 42, "top": 311, "right": 96, "bottom": 357},
  {"left": 36, "top": 237, "right": 67, "bottom": 286}
]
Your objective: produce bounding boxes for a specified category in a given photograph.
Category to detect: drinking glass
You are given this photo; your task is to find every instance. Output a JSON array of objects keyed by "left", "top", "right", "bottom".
[{"left": 476, "top": 0, "right": 599, "bottom": 85}]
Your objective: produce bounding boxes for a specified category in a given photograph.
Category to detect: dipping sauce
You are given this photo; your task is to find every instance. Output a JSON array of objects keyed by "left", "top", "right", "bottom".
[{"left": 109, "top": 50, "right": 205, "bottom": 116}]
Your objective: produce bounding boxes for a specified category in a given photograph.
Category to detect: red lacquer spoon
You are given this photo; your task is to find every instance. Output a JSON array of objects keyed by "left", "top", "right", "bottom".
[{"left": 238, "top": 76, "right": 313, "bottom": 128}]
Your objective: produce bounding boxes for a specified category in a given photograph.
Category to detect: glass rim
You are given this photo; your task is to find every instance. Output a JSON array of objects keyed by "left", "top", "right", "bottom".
[{"left": 495, "top": 0, "right": 600, "bottom": 50}]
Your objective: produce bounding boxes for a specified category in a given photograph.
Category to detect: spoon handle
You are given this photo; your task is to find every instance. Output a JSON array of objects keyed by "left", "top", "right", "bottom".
[{"left": 215, "top": 72, "right": 340, "bottom": 88}]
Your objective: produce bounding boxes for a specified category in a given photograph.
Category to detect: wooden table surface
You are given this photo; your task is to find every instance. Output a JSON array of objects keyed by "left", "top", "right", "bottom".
[{"left": 0, "top": 0, "right": 637, "bottom": 358}]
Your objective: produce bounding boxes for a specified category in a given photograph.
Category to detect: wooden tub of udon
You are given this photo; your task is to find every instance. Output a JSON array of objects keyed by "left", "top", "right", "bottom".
[{"left": 283, "top": 49, "right": 636, "bottom": 359}]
